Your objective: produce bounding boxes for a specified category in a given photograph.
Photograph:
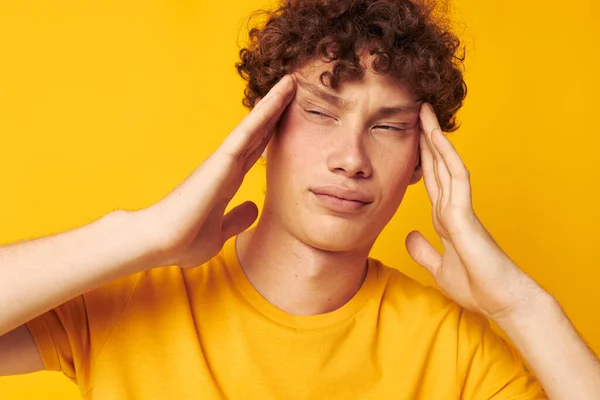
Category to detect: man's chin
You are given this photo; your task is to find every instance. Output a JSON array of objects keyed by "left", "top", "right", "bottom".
[{"left": 299, "top": 224, "right": 373, "bottom": 253}]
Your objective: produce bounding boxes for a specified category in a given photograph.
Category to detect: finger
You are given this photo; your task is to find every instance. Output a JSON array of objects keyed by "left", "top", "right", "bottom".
[
  {"left": 419, "top": 132, "right": 439, "bottom": 205},
  {"left": 431, "top": 128, "right": 472, "bottom": 207},
  {"left": 241, "top": 100, "right": 290, "bottom": 172},
  {"left": 419, "top": 104, "right": 443, "bottom": 193},
  {"left": 405, "top": 230, "right": 442, "bottom": 278},
  {"left": 431, "top": 131, "right": 452, "bottom": 211},
  {"left": 419, "top": 102, "right": 441, "bottom": 140},
  {"left": 420, "top": 104, "right": 451, "bottom": 208},
  {"left": 221, "top": 201, "right": 259, "bottom": 243},
  {"left": 219, "top": 75, "right": 296, "bottom": 160}
]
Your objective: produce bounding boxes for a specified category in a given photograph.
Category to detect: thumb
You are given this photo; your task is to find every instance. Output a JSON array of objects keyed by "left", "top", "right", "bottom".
[
  {"left": 221, "top": 201, "right": 259, "bottom": 243},
  {"left": 405, "top": 230, "right": 442, "bottom": 278}
]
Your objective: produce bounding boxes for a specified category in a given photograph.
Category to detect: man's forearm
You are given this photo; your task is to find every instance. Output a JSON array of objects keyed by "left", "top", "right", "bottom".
[
  {"left": 0, "top": 210, "right": 157, "bottom": 336},
  {"left": 496, "top": 289, "right": 600, "bottom": 399}
]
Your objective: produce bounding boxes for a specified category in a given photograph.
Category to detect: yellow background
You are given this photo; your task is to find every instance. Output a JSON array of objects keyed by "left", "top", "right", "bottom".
[{"left": 1, "top": 0, "right": 598, "bottom": 398}]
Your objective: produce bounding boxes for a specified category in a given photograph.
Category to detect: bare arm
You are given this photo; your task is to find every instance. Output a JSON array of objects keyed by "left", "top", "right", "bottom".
[
  {"left": 0, "top": 75, "right": 296, "bottom": 375},
  {"left": 406, "top": 103, "right": 600, "bottom": 399},
  {"left": 496, "top": 291, "right": 600, "bottom": 399},
  {"left": 0, "top": 210, "right": 157, "bottom": 376},
  {"left": 0, "top": 325, "right": 44, "bottom": 375},
  {"left": 0, "top": 210, "right": 152, "bottom": 337}
]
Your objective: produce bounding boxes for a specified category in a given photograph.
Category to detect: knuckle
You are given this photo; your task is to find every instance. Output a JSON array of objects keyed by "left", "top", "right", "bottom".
[{"left": 457, "top": 170, "right": 470, "bottom": 180}]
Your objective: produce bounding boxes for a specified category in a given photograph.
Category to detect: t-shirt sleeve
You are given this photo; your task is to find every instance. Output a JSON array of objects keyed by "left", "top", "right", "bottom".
[
  {"left": 457, "top": 308, "right": 548, "bottom": 400},
  {"left": 25, "top": 273, "right": 141, "bottom": 386}
]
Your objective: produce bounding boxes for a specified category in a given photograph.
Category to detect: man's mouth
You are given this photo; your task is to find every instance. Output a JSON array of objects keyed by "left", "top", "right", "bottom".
[{"left": 310, "top": 185, "right": 373, "bottom": 213}]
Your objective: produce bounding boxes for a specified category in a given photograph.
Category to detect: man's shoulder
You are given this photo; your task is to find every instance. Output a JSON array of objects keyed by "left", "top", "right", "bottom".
[
  {"left": 372, "top": 258, "right": 453, "bottom": 304},
  {"left": 370, "top": 258, "right": 501, "bottom": 348},
  {"left": 370, "top": 257, "right": 465, "bottom": 321},
  {"left": 130, "top": 248, "right": 230, "bottom": 299}
]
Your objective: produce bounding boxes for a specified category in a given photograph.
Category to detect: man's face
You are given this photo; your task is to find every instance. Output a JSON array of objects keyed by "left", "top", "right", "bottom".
[{"left": 263, "top": 58, "right": 423, "bottom": 252}]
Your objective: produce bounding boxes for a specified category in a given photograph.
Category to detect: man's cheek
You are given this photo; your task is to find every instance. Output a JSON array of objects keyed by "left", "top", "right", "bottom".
[
  {"left": 276, "top": 104, "right": 307, "bottom": 141},
  {"left": 280, "top": 117, "right": 327, "bottom": 152}
]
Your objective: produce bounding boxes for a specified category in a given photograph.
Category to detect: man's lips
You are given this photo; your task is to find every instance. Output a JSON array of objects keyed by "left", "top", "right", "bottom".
[
  {"left": 310, "top": 185, "right": 374, "bottom": 203},
  {"left": 310, "top": 185, "right": 373, "bottom": 213}
]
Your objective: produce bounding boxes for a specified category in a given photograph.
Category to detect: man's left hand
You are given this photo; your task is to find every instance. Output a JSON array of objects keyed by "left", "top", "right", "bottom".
[{"left": 405, "top": 103, "right": 546, "bottom": 323}]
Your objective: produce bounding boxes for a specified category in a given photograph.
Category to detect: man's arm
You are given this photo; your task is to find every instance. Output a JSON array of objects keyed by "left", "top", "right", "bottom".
[
  {"left": 0, "top": 75, "right": 297, "bottom": 375},
  {"left": 0, "top": 210, "right": 153, "bottom": 376},
  {"left": 0, "top": 210, "right": 153, "bottom": 337},
  {"left": 405, "top": 103, "right": 599, "bottom": 399},
  {"left": 0, "top": 325, "right": 44, "bottom": 375},
  {"left": 496, "top": 291, "right": 600, "bottom": 399}
]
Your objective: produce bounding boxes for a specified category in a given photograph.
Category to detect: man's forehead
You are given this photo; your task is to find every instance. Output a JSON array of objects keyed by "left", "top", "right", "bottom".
[
  {"left": 292, "top": 70, "right": 420, "bottom": 113},
  {"left": 295, "top": 78, "right": 349, "bottom": 108}
]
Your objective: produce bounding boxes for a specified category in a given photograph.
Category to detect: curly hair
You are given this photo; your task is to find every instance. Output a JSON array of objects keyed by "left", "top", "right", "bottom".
[{"left": 235, "top": 0, "right": 466, "bottom": 132}]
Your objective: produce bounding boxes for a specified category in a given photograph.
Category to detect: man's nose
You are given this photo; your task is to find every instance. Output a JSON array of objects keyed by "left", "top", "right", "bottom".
[{"left": 325, "top": 126, "right": 372, "bottom": 179}]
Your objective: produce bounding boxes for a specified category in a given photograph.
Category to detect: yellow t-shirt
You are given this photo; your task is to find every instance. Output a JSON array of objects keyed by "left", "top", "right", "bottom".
[{"left": 27, "top": 237, "right": 546, "bottom": 399}]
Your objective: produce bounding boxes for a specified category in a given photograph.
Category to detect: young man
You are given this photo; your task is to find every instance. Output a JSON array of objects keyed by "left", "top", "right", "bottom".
[{"left": 0, "top": 0, "right": 598, "bottom": 398}]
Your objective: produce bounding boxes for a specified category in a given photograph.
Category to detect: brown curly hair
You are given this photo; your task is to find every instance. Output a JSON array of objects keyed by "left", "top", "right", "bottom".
[{"left": 235, "top": 0, "right": 466, "bottom": 132}]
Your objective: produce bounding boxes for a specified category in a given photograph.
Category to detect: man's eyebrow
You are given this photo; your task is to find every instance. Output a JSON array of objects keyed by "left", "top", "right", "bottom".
[
  {"left": 376, "top": 104, "right": 421, "bottom": 117},
  {"left": 296, "top": 77, "right": 422, "bottom": 115},
  {"left": 296, "top": 78, "right": 348, "bottom": 109}
]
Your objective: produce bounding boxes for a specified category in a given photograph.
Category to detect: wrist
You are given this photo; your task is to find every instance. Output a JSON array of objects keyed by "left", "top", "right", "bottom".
[
  {"left": 493, "top": 283, "right": 558, "bottom": 335},
  {"left": 103, "top": 209, "right": 165, "bottom": 273}
]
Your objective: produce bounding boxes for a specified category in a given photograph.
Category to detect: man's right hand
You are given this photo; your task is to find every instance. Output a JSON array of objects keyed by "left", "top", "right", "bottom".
[
  {"left": 0, "top": 74, "right": 295, "bottom": 343},
  {"left": 136, "top": 75, "right": 296, "bottom": 270}
]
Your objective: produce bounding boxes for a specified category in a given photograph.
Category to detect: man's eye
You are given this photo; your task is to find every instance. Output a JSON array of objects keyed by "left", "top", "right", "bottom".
[
  {"left": 374, "top": 125, "right": 403, "bottom": 132},
  {"left": 306, "top": 110, "right": 331, "bottom": 118}
]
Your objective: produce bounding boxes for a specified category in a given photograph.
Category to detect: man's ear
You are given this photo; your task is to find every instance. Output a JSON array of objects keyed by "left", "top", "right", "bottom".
[
  {"left": 408, "top": 155, "right": 422, "bottom": 185},
  {"left": 261, "top": 145, "right": 268, "bottom": 161}
]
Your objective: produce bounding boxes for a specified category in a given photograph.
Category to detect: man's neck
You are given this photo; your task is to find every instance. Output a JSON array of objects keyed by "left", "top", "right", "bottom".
[{"left": 236, "top": 215, "right": 372, "bottom": 316}]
